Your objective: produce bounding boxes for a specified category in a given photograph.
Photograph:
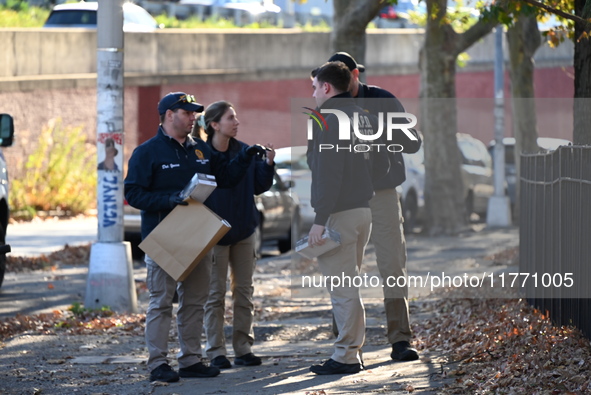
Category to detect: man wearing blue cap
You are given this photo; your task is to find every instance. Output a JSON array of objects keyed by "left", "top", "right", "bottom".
[
  {"left": 125, "top": 92, "right": 267, "bottom": 383},
  {"left": 327, "top": 52, "right": 422, "bottom": 362}
]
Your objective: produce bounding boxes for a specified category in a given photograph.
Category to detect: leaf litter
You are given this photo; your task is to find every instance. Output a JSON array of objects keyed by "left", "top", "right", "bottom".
[{"left": 3, "top": 243, "right": 591, "bottom": 393}]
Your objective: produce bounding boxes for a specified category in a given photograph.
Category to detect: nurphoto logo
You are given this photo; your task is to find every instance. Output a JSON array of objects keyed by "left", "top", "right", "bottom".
[
  {"left": 302, "top": 107, "right": 328, "bottom": 131},
  {"left": 305, "top": 108, "right": 418, "bottom": 153}
]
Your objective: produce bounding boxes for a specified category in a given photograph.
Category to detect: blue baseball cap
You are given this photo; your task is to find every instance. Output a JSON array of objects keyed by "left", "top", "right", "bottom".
[{"left": 158, "top": 92, "right": 204, "bottom": 115}]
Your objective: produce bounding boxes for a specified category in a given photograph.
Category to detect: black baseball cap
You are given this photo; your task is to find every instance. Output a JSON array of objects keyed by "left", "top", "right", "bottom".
[
  {"left": 158, "top": 92, "right": 204, "bottom": 115},
  {"left": 327, "top": 52, "right": 365, "bottom": 73}
]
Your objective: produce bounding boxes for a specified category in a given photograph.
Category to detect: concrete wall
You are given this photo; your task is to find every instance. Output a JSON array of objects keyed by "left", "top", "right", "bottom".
[{"left": 0, "top": 28, "right": 573, "bottom": 83}]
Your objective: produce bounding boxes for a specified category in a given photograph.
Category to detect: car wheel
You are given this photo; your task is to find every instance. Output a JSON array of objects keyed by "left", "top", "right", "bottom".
[
  {"left": 402, "top": 192, "right": 418, "bottom": 233},
  {"left": 253, "top": 223, "right": 263, "bottom": 258},
  {"left": 278, "top": 211, "right": 301, "bottom": 254}
]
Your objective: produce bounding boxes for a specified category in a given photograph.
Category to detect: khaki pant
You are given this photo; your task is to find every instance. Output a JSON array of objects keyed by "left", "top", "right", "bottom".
[
  {"left": 369, "top": 188, "right": 411, "bottom": 344},
  {"left": 144, "top": 251, "right": 212, "bottom": 372},
  {"left": 318, "top": 208, "right": 372, "bottom": 365},
  {"left": 204, "top": 233, "right": 257, "bottom": 359}
]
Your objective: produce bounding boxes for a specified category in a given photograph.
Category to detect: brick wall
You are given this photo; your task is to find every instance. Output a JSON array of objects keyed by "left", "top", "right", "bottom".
[{"left": 0, "top": 64, "right": 574, "bottom": 180}]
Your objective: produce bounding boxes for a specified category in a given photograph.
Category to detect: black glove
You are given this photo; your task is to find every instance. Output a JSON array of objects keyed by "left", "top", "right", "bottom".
[
  {"left": 169, "top": 193, "right": 188, "bottom": 209},
  {"left": 245, "top": 144, "right": 267, "bottom": 158}
]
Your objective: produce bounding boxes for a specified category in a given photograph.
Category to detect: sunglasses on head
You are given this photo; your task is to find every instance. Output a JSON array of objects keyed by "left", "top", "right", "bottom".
[{"left": 169, "top": 94, "right": 197, "bottom": 110}]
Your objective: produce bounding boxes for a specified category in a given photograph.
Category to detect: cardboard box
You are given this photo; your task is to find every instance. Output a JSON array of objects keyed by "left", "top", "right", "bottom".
[
  {"left": 295, "top": 228, "right": 341, "bottom": 259},
  {"left": 179, "top": 173, "right": 217, "bottom": 203},
  {"left": 139, "top": 200, "right": 231, "bottom": 281}
]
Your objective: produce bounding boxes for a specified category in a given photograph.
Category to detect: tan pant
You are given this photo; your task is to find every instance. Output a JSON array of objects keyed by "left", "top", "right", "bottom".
[
  {"left": 144, "top": 251, "right": 212, "bottom": 372},
  {"left": 204, "top": 233, "right": 257, "bottom": 359},
  {"left": 369, "top": 188, "right": 411, "bottom": 344},
  {"left": 318, "top": 208, "right": 372, "bottom": 365}
]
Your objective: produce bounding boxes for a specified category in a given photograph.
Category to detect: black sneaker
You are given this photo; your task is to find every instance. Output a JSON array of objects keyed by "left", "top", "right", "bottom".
[
  {"left": 179, "top": 362, "right": 221, "bottom": 378},
  {"left": 234, "top": 353, "right": 262, "bottom": 366},
  {"left": 211, "top": 355, "right": 232, "bottom": 369},
  {"left": 149, "top": 363, "right": 180, "bottom": 383},
  {"left": 391, "top": 341, "right": 419, "bottom": 361},
  {"left": 309, "top": 358, "right": 361, "bottom": 375}
]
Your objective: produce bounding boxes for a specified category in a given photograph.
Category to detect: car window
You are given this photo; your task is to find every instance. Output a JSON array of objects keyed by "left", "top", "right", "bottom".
[
  {"left": 474, "top": 140, "right": 492, "bottom": 169},
  {"left": 45, "top": 10, "right": 97, "bottom": 26},
  {"left": 458, "top": 139, "right": 485, "bottom": 167},
  {"left": 123, "top": 5, "right": 158, "bottom": 28}
]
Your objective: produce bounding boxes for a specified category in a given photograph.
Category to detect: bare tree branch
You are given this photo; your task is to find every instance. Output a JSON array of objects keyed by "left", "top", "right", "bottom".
[
  {"left": 455, "top": 16, "right": 499, "bottom": 55},
  {"left": 520, "top": 0, "right": 589, "bottom": 25}
]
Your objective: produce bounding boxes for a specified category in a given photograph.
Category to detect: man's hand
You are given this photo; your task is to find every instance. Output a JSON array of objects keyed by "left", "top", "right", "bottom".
[
  {"left": 308, "top": 224, "right": 326, "bottom": 247},
  {"left": 169, "top": 193, "right": 188, "bottom": 208}
]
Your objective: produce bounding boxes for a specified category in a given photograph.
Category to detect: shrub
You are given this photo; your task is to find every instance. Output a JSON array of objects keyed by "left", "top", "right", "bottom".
[
  {"left": 0, "top": 1, "right": 49, "bottom": 28},
  {"left": 9, "top": 118, "right": 97, "bottom": 218}
]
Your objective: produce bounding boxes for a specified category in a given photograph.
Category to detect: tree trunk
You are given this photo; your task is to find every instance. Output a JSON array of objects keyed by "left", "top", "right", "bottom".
[
  {"left": 420, "top": 0, "right": 498, "bottom": 235},
  {"left": 573, "top": 0, "right": 591, "bottom": 144},
  {"left": 507, "top": 14, "right": 542, "bottom": 221},
  {"left": 331, "top": 0, "right": 384, "bottom": 68}
]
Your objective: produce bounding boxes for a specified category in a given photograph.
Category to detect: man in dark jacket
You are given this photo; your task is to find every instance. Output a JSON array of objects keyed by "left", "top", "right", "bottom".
[
  {"left": 306, "top": 61, "right": 389, "bottom": 375},
  {"left": 124, "top": 92, "right": 265, "bottom": 383},
  {"left": 327, "top": 52, "right": 422, "bottom": 362}
]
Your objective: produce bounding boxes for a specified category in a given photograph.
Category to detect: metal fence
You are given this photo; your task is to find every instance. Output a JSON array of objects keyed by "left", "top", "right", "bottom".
[{"left": 519, "top": 145, "right": 591, "bottom": 339}]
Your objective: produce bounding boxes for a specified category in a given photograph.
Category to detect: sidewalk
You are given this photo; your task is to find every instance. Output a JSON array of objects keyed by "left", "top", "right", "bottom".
[{"left": 0, "top": 225, "right": 520, "bottom": 395}]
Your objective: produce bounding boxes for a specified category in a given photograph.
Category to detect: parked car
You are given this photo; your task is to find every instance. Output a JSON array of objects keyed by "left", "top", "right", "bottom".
[
  {"left": 396, "top": 133, "right": 495, "bottom": 225},
  {"left": 374, "top": 0, "right": 421, "bottom": 28},
  {"left": 457, "top": 133, "right": 495, "bottom": 218},
  {"left": 43, "top": 1, "right": 161, "bottom": 32},
  {"left": 398, "top": 149, "right": 425, "bottom": 232},
  {"left": 124, "top": 170, "right": 300, "bottom": 256},
  {"left": 254, "top": 171, "right": 301, "bottom": 255},
  {"left": 487, "top": 137, "right": 571, "bottom": 208},
  {"left": 0, "top": 114, "right": 15, "bottom": 288},
  {"left": 274, "top": 146, "right": 314, "bottom": 228},
  {"left": 211, "top": 0, "right": 281, "bottom": 25}
]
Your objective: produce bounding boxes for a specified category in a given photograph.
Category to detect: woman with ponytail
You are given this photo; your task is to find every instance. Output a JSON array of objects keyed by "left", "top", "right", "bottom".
[{"left": 194, "top": 101, "right": 275, "bottom": 369}]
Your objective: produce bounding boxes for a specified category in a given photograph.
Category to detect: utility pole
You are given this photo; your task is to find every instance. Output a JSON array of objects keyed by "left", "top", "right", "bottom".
[
  {"left": 486, "top": 26, "right": 511, "bottom": 227},
  {"left": 85, "top": 0, "right": 137, "bottom": 313}
]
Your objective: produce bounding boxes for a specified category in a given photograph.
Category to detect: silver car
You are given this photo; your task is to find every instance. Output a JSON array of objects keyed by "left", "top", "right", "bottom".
[{"left": 397, "top": 133, "right": 496, "bottom": 227}]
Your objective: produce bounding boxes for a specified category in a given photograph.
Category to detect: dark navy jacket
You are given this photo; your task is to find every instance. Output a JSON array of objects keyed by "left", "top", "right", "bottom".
[
  {"left": 355, "top": 83, "right": 422, "bottom": 190},
  {"left": 124, "top": 126, "right": 252, "bottom": 239},
  {"left": 307, "top": 92, "right": 390, "bottom": 225},
  {"left": 204, "top": 138, "right": 274, "bottom": 246}
]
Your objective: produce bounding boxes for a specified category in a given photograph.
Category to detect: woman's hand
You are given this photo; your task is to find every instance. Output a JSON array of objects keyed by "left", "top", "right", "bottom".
[{"left": 265, "top": 143, "right": 275, "bottom": 165}]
